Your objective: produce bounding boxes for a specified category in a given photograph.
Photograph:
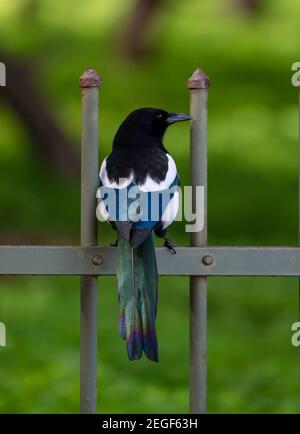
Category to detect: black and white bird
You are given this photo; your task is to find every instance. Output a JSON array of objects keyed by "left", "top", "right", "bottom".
[{"left": 97, "top": 107, "right": 191, "bottom": 362}]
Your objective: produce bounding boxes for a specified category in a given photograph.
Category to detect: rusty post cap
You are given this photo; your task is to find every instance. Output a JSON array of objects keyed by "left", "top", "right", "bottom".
[
  {"left": 188, "top": 68, "right": 210, "bottom": 90},
  {"left": 79, "top": 68, "right": 102, "bottom": 88}
]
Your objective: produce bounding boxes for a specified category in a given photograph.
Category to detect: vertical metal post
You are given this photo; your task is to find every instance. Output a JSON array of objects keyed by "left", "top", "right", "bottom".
[
  {"left": 188, "top": 68, "right": 210, "bottom": 414},
  {"left": 79, "top": 68, "right": 102, "bottom": 414},
  {"left": 298, "top": 88, "right": 300, "bottom": 401}
]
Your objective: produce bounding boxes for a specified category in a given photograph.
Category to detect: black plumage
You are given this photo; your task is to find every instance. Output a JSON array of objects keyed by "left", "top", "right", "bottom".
[{"left": 106, "top": 147, "right": 168, "bottom": 185}]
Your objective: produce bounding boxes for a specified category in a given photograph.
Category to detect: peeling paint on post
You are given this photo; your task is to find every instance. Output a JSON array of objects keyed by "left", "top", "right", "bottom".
[
  {"left": 188, "top": 68, "right": 210, "bottom": 414},
  {"left": 79, "top": 68, "right": 101, "bottom": 414}
]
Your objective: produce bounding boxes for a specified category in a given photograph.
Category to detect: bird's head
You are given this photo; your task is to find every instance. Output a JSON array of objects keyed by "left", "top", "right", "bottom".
[{"left": 113, "top": 107, "right": 191, "bottom": 149}]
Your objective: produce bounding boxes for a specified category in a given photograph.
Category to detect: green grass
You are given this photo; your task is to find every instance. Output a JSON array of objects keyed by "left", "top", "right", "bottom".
[{"left": 0, "top": 0, "right": 300, "bottom": 413}]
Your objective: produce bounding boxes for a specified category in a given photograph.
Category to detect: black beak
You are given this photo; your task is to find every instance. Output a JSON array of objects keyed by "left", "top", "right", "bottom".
[{"left": 166, "top": 112, "right": 192, "bottom": 125}]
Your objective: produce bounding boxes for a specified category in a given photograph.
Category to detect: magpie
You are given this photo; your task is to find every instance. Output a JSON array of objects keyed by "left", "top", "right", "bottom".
[{"left": 97, "top": 107, "right": 191, "bottom": 362}]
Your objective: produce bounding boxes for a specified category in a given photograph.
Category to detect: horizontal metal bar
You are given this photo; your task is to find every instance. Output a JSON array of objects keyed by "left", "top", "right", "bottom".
[{"left": 0, "top": 246, "right": 300, "bottom": 276}]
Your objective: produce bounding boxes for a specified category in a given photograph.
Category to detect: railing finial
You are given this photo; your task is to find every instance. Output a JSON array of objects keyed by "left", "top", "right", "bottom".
[
  {"left": 188, "top": 68, "right": 210, "bottom": 90},
  {"left": 79, "top": 68, "right": 102, "bottom": 88}
]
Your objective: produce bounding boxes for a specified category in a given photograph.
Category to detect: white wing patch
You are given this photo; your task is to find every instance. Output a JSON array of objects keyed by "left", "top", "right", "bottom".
[
  {"left": 99, "top": 158, "right": 133, "bottom": 189},
  {"left": 96, "top": 197, "right": 110, "bottom": 222},
  {"left": 161, "top": 190, "right": 179, "bottom": 229},
  {"left": 139, "top": 154, "right": 177, "bottom": 192}
]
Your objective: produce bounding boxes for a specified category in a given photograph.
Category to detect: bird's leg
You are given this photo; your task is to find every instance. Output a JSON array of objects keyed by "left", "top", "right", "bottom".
[
  {"left": 154, "top": 226, "right": 177, "bottom": 254},
  {"left": 163, "top": 237, "right": 177, "bottom": 255}
]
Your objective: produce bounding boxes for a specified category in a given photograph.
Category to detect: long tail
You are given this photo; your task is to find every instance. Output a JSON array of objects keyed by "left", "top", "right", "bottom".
[{"left": 117, "top": 233, "right": 158, "bottom": 362}]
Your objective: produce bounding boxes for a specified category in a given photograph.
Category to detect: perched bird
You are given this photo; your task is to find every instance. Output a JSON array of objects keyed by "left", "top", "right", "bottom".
[{"left": 97, "top": 108, "right": 191, "bottom": 362}]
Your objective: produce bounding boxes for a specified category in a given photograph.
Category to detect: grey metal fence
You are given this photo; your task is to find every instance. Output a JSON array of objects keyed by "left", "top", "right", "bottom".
[{"left": 0, "top": 67, "right": 299, "bottom": 414}]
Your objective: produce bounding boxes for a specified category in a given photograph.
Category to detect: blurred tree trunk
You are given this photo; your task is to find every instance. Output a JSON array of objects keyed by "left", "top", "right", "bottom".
[
  {"left": 234, "top": 0, "right": 261, "bottom": 14},
  {"left": 122, "top": 0, "right": 164, "bottom": 60},
  {"left": 0, "top": 54, "right": 80, "bottom": 177}
]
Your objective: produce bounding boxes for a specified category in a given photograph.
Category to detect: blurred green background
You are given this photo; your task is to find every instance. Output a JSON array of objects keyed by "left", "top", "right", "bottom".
[{"left": 0, "top": 0, "right": 299, "bottom": 414}]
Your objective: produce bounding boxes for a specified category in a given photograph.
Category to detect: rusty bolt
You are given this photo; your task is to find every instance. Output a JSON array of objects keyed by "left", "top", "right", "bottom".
[
  {"left": 202, "top": 255, "right": 214, "bottom": 266},
  {"left": 92, "top": 255, "right": 103, "bottom": 266}
]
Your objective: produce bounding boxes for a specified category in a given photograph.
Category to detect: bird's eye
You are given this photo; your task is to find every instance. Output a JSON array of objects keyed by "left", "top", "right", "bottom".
[{"left": 156, "top": 114, "right": 163, "bottom": 119}]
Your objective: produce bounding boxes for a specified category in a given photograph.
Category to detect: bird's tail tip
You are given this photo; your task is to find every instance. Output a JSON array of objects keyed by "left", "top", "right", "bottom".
[
  {"left": 143, "top": 330, "right": 159, "bottom": 362},
  {"left": 124, "top": 326, "right": 159, "bottom": 362},
  {"left": 126, "top": 330, "right": 144, "bottom": 361}
]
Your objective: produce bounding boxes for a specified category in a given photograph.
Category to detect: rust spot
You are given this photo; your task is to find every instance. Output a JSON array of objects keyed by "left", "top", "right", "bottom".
[
  {"left": 79, "top": 68, "right": 102, "bottom": 88},
  {"left": 188, "top": 68, "right": 210, "bottom": 90}
]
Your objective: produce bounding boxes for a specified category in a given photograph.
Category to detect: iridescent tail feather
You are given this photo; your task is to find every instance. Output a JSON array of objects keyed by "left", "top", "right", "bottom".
[{"left": 117, "top": 234, "right": 158, "bottom": 362}]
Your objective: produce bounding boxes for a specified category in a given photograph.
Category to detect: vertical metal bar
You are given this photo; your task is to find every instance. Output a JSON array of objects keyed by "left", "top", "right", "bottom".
[
  {"left": 188, "top": 68, "right": 210, "bottom": 414},
  {"left": 298, "top": 89, "right": 300, "bottom": 404},
  {"left": 79, "top": 69, "right": 102, "bottom": 414}
]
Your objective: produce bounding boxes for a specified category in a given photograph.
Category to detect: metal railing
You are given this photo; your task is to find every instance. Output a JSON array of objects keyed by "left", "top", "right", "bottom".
[{"left": 0, "top": 67, "right": 299, "bottom": 414}]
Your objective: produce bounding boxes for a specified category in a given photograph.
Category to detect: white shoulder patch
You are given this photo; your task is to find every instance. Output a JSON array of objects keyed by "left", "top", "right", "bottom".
[
  {"left": 96, "top": 199, "right": 110, "bottom": 222},
  {"left": 99, "top": 158, "right": 133, "bottom": 189},
  {"left": 139, "top": 154, "right": 177, "bottom": 192}
]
